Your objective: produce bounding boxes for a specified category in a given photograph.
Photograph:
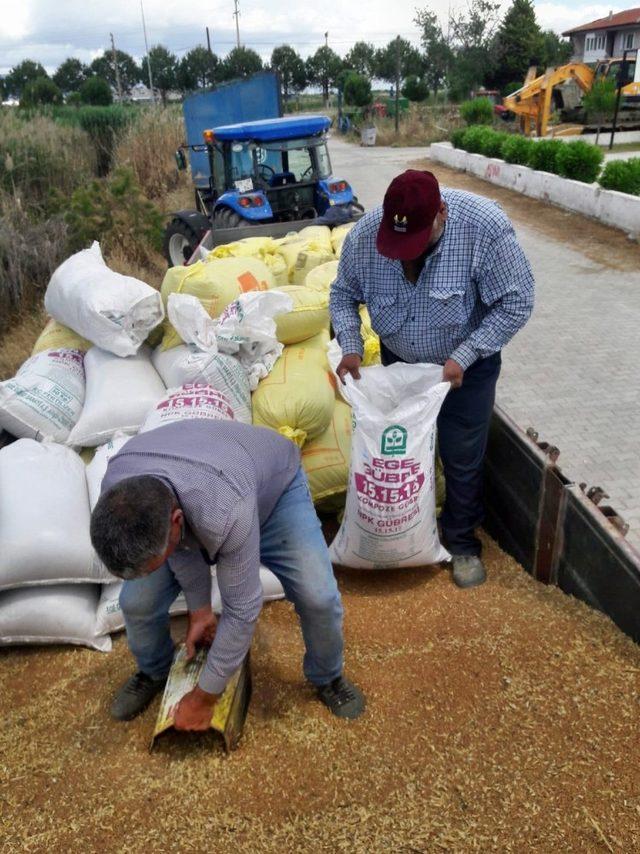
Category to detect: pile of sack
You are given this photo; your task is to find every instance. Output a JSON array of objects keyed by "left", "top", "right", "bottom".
[{"left": 0, "top": 220, "right": 448, "bottom": 653}]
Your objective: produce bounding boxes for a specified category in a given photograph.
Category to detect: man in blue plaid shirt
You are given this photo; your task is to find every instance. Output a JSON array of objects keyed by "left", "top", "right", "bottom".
[{"left": 330, "top": 170, "right": 534, "bottom": 587}]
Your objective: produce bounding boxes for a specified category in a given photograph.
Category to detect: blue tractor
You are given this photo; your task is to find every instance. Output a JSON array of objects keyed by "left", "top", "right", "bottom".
[{"left": 163, "top": 75, "right": 363, "bottom": 265}]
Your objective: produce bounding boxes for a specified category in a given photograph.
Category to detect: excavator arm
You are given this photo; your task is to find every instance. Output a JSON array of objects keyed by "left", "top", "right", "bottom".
[{"left": 503, "top": 64, "right": 595, "bottom": 137}]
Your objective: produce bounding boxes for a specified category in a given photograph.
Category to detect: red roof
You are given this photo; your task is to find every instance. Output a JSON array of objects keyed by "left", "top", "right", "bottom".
[{"left": 563, "top": 7, "right": 640, "bottom": 35}]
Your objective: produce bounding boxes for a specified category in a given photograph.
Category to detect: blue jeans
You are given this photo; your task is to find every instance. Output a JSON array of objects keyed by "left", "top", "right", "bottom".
[{"left": 120, "top": 466, "right": 344, "bottom": 686}]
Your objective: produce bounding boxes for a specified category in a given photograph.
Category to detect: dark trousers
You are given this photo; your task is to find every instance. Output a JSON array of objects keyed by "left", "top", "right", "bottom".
[{"left": 380, "top": 343, "right": 501, "bottom": 556}]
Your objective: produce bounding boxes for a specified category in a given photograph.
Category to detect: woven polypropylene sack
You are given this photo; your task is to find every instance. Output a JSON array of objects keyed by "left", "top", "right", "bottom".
[
  {"left": 159, "top": 256, "right": 274, "bottom": 350},
  {"left": 207, "top": 237, "right": 288, "bottom": 286},
  {"left": 251, "top": 334, "right": 335, "bottom": 447},
  {"left": 329, "top": 363, "right": 450, "bottom": 569},
  {"left": 273, "top": 285, "right": 330, "bottom": 345},
  {"left": 0, "top": 440, "right": 98, "bottom": 589},
  {"left": 44, "top": 242, "right": 164, "bottom": 357},
  {"left": 67, "top": 345, "right": 166, "bottom": 447},
  {"left": 296, "top": 225, "right": 332, "bottom": 251},
  {"left": 0, "top": 585, "right": 110, "bottom": 651},
  {"left": 331, "top": 223, "right": 355, "bottom": 258},
  {"left": 302, "top": 399, "right": 351, "bottom": 506},
  {"left": 140, "top": 383, "right": 236, "bottom": 432},
  {"left": 276, "top": 240, "right": 335, "bottom": 285},
  {"left": 0, "top": 349, "right": 85, "bottom": 442},
  {"left": 151, "top": 346, "right": 252, "bottom": 424},
  {"left": 32, "top": 318, "right": 91, "bottom": 356},
  {"left": 304, "top": 260, "right": 339, "bottom": 294}
]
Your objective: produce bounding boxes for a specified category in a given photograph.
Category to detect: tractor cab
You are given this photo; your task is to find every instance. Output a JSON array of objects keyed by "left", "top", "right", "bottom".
[
  {"left": 203, "top": 116, "right": 356, "bottom": 228},
  {"left": 165, "top": 115, "right": 362, "bottom": 265}
]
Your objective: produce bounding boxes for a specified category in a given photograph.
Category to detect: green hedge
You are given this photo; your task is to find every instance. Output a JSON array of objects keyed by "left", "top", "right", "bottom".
[
  {"left": 556, "top": 140, "right": 604, "bottom": 183},
  {"left": 599, "top": 158, "right": 640, "bottom": 196},
  {"left": 500, "top": 135, "right": 535, "bottom": 165},
  {"left": 449, "top": 131, "right": 640, "bottom": 194},
  {"left": 459, "top": 98, "right": 494, "bottom": 125}
]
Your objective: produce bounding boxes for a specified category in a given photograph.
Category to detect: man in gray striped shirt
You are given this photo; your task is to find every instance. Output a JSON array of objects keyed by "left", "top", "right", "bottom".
[{"left": 91, "top": 419, "right": 365, "bottom": 728}]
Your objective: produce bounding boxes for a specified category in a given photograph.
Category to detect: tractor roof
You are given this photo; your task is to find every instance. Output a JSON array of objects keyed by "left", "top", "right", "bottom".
[{"left": 209, "top": 115, "right": 331, "bottom": 142}]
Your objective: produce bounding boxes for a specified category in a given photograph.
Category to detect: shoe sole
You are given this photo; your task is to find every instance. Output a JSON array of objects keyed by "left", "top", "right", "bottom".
[{"left": 453, "top": 574, "right": 487, "bottom": 589}]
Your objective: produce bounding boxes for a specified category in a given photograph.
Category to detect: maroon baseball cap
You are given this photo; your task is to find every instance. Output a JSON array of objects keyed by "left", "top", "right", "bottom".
[{"left": 376, "top": 170, "right": 442, "bottom": 260}]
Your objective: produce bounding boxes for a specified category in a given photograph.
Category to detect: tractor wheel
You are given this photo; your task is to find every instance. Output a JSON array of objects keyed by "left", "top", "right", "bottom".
[
  {"left": 213, "top": 208, "right": 244, "bottom": 230},
  {"left": 163, "top": 218, "right": 200, "bottom": 266}
]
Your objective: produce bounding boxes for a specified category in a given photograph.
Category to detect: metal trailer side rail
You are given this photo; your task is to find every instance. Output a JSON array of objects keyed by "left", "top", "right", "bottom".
[{"left": 484, "top": 406, "right": 640, "bottom": 643}]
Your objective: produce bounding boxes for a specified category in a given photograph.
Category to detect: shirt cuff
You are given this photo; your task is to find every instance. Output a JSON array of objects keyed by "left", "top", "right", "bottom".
[
  {"left": 183, "top": 588, "right": 211, "bottom": 612},
  {"left": 198, "top": 667, "right": 229, "bottom": 695},
  {"left": 450, "top": 341, "right": 480, "bottom": 371},
  {"left": 336, "top": 329, "right": 364, "bottom": 358}
]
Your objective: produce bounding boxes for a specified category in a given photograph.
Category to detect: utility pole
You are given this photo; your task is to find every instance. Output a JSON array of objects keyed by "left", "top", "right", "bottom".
[
  {"left": 140, "top": 0, "right": 155, "bottom": 104},
  {"left": 233, "top": 0, "right": 241, "bottom": 49},
  {"left": 110, "top": 33, "right": 123, "bottom": 102},
  {"left": 206, "top": 26, "right": 212, "bottom": 56},
  {"left": 395, "top": 35, "right": 401, "bottom": 134},
  {"left": 325, "top": 31, "right": 328, "bottom": 48}
]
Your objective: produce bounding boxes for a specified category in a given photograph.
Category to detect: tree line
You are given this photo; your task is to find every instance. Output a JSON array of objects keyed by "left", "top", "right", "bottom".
[{"left": 1, "top": 0, "right": 572, "bottom": 108}]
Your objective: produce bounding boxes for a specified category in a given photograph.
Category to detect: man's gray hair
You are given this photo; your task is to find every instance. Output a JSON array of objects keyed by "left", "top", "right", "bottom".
[{"left": 90, "top": 476, "right": 175, "bottom": 580}]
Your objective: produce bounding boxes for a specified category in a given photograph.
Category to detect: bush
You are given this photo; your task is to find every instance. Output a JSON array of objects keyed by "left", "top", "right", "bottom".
[
  {"left": 402, "top": 76, "right": 429, "bottom": 103},
  {"left": 62, "top": 167, "right": 163, "bottom": 266},
  {"left": 19, "top": 77, "right": 62, "bottom": 108},
  {"left": 527, "top": 139, "right": 564, "bottom": 174},
  {"left": 114, "top": 106, "right": 187, "bottom": 203},
  {"left": 343, "top": 73, "right": 372, "bottom": 108},
  {"left": 461, "top": 125, "right": 490, "bottom": 153},
  {"left": 500, "top": 135, "right": 535, "bottom": 165},
  {"left": 556, "top": 140, "right": 604, "bottom": 183},
  {"left": 79, "top": 76, "right": 113, "bottom": 106},
  {"left": 478, "top": 129, "right": 508, "bottom": 158},
  {"left": 57, "top": 105, "right": 135, "bottom": 175},
  {"left": 459, "top": 97, "right": 494, "bottom": 126},
  {"left": 0, "top": 111, "right": 95, "bottom": 216},
  {"left": 450, "top": 128, "right": 466, "bottom": 148},
  {"left": 599, "top": 158, "right": 640, "bottom": 196}
]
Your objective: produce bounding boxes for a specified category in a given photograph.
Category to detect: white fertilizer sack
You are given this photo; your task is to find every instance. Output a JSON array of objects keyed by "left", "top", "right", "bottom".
[
  {"left": 95, "top": 565, "right": 284, "bottom": 635},
  {"left": 151, "top": 346, "right": 252, "bottom": 424},
  {"left": 85, "top": 433, "right": 132, "bottom": 510},
  {"left": 0, "top": 585, "right": 111, "bottom": 651},
  {"left": 0, "top": 348, "right": 85, "bottom": 442},
  {"left": 140, "top": 383, "right": 236, "bottom": 433},
  {"left": 329, "top": 363, "right": 451, "bottom": 569},
  {"left": 0, "top": 440, "right": 98, "bottom": 590},
  {"left": 44, "top": 241, "right": 164, "bottom": 357},
  {"left": 67, "top": 345, "right": 166, "bottom": 447}
]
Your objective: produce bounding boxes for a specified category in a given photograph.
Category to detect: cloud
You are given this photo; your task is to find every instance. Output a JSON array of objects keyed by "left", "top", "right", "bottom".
[{"left": 535, "top": 3, "right": 624, "bottom": 33}]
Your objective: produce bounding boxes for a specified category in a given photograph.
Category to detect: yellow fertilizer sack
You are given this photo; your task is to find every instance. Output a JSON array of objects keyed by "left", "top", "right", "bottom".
[
  {"left": 160, "top": 257, "right": 274, "bottom": 350},
  {"left": 207, "top": 237, "right": 288, "bottom": 287},
  {"left": 276, "top": 240, "right": 335, "bottom": 285},
  {"left": 304, "top": 260, "right": 339, "bottom": 294},
  {"left": 273, "top": 286, "right": 330, "bottom": 345},
  {"left": 31, "top": 318, "right": 91, "bottom": 356},
  {"left": 360, "top": 306, "right": 381, "bottom": 366},
  {"left": 252, "top": 336, "right": 335, "bottom": 448},
  {"left": 296, "top": 225, "right": 332, "bottom": 251},
  {"left": 331, "top": 222, "right": 355, "bottom": 258},
  {"left": 302, "top": 399, "right": 351, "bottom": 506}
]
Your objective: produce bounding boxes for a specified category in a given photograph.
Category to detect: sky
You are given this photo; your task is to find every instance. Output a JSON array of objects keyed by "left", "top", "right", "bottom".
[{"left": 0, "top": 0, "right": 628, "bottom": 77}]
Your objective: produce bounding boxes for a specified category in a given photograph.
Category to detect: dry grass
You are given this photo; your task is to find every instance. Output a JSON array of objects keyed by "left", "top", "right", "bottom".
[
  {"left": 0, "top": 304, "right": 46, "bottom": 379},
  {"left": 113, "top": 106, "right": 191, "bottom": 208},
  {"left": 0, "top": 535, "right": 638, "bottom": 853},
  {"left": 354, "top": 104, "right": 463, "bottom": 148}
]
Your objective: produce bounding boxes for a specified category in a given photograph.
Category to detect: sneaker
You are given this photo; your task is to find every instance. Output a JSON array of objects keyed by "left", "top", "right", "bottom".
[
  {"left": 317, "top": 676, "right": 365, "bottom": 720},
  {"left": 451, "top": 554, "right": 487, "bottom": 589},
  {"left": 110, "top": 671, "right": 167, "bottom": 721}
]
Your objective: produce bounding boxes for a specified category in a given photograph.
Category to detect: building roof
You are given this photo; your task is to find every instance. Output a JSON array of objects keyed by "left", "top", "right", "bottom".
[{"left": 563, "top": 7, "right": 640, "bottom": 36}]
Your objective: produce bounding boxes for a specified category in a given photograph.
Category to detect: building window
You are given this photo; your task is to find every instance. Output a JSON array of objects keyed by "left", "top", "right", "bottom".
[{"left": 625, "top": 33, "right": 634, "bottom": 50}]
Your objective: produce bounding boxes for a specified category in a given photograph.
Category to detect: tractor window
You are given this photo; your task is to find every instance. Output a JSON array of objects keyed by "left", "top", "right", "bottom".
[
  {"left": 228, "top": 142, "right": 255, "bottom": 182},
  {"left": 314, "top": 143, "right": 331, "bottom": 179}
]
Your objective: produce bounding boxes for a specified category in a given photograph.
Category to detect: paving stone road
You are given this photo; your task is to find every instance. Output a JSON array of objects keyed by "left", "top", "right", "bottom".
[{"left": 328, "top": 136, "right": 640, "bottom": 549}]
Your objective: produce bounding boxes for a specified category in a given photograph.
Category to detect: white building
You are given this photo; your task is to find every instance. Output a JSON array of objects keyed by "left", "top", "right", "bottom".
[{"left": 563, "top": 8, "right": 640, "bottom": 63}]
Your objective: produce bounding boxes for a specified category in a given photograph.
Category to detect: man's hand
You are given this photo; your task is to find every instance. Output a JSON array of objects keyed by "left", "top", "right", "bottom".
[
  {"left": 185, "top": 605, "right": 217, "bottom": 661},
  {"left": 443, "top": 359, "right": 464, "bottom": 389},
  {"left": 336, "top": 353, "right": 362, "bottom": 385},
  {"left": 173, "top": 686, "right": 218, "bottom": 732}
]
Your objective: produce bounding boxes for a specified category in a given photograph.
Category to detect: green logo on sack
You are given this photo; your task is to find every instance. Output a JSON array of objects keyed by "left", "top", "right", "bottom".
[{"left": 381, "top": 425, "right": 407, "bottom": 456}]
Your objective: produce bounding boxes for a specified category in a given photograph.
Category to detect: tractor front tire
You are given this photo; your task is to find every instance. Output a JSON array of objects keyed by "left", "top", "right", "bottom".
[{"left": 164, "top": 218, "right": 200, "bottom": 266}]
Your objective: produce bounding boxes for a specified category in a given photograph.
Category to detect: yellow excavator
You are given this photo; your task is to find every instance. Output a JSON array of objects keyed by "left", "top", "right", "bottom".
[{"left": 503, "top": 53, "right": 640, "bottom": 137}]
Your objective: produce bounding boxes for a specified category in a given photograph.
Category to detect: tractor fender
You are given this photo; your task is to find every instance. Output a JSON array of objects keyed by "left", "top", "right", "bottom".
[{"left": 170, "top": 209, "right": 211, "bottom": 240}]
